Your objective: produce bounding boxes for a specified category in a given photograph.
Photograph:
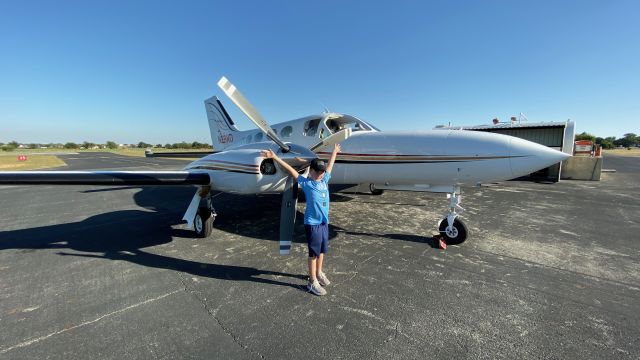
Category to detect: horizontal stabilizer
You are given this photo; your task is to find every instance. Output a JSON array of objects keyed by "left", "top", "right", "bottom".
[{"left": 0, "top": 171, "right": 210, "bottom": 186}]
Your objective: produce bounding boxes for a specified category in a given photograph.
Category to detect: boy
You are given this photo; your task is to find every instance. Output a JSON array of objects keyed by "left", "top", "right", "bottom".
[{"left": 261, "top": 144, "right": 341, "bottom": 296}]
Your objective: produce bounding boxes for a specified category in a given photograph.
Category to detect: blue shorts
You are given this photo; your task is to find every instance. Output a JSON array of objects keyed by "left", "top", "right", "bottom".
[{"left": 305, "top": 223, "right": 328, "bottom": 257}]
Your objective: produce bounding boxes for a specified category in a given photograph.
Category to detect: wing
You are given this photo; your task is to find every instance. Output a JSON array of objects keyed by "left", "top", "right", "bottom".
[{"left": 0, "top": 171, "right": 210, "bottom": 185}]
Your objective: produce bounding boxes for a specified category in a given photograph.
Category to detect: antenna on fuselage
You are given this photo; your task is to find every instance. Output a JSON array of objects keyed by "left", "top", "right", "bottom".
[{"left": 319, "top": 101, "right": 331, "bottom": 114}]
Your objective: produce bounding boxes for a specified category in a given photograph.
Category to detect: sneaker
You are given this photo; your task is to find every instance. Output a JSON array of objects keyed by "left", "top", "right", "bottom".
[
  {"left": 317, "top": 272, "right": 331, "bottom": 286},
  {"left": 307, "top": 280, "right": 327, "bottom": 296}
]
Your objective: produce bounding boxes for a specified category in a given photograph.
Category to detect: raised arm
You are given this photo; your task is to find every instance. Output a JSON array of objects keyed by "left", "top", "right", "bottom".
[
  {"left": 326, "top": 143, "right": 341, "bottom": 173},
  {"left": 261, "top": 149, "right": 300, "bottom": 179}
]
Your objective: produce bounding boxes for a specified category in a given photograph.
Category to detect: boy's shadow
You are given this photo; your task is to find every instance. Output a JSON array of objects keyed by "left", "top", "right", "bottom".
[{"left": 330, "top": 225, "right": 441, "bottom": 249}]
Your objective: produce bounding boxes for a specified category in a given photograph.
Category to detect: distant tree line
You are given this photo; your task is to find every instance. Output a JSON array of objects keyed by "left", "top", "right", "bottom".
[
  {"left": 0, "top": 140, "right": 211, "bottom": 151},
  {"left": 4, "top": 133, "right": 637, "bottom": 152},
  {"left": 574, "top": 132, "right": 639, "bottom": 149}
]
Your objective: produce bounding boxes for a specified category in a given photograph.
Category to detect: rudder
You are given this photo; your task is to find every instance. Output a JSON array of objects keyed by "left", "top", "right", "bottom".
[{"left": 204, "top": 96, "right": 239, "bottom": 151}]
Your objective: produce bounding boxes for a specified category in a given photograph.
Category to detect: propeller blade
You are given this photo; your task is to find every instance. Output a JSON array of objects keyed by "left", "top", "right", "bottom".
[
  {"left": 217, "top": 76, "right": 290, "bottom": 152},
  {"left": 309, "top": 128, "right": 352, "bottom": 152},
  {"left": 279, "top": 177, "right": 299, "bottom": 255}
]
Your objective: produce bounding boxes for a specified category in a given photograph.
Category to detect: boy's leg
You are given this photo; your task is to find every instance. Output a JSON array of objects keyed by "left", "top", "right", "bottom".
[
  {"left": 318, "top": 223, "right": 328, "bottom": 275},
  {"left": 308, "top": 256, "right": 317, "bottom": 281},
  {"left": 305, "top": 224, "right": 327, "bottom": 295},
  {"left": 316, "top": 253, "right": 324, "bottom": 275},
  {"left": 307, "top": 255, "right": 326, "bottom": 296},
  {"left": 316, "top": 224, "right": 330, "bottom": 285},
  {"left": 307, "top": 224, "right": 326, "bottom": 281}
]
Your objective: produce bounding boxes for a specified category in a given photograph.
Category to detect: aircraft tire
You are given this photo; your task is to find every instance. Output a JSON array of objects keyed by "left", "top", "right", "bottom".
[
  {"left": 194, "top": 207, "right": 214, "bottom": 238},
  {"left": 369, "top": 183, "right": 384, "bottom": 195},
  {"left": 438, "top": 217, "right": 468, "bottom": 245}
]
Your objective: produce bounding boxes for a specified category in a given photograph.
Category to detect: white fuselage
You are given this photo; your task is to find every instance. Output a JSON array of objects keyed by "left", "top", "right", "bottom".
[{"left": 188, "top": 114, "right": 569, "bottom": 194}]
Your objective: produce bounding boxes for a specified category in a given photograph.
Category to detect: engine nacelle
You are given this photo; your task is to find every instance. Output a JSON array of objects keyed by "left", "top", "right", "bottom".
[{"left": 184, "top": 142, "right": 315, "bottom": 194}]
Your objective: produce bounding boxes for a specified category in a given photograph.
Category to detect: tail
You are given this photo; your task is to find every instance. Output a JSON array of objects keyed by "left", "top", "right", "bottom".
[{"left": 204, "top": 96, "right": 240, "bottom": 151}]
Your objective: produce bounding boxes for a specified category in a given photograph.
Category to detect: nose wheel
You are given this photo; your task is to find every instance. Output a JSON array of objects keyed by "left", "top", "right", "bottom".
[
  {"left": 437, "top": 187, "right": 469, "bottom": 245},
  {"left": 438, "top": 217, "right": 468, "bottom": 245}
]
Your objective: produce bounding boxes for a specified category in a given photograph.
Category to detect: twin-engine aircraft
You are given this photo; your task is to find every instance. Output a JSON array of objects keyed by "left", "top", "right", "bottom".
[{"left": 0, "top": 77, "right": 570, "bottom": 253}]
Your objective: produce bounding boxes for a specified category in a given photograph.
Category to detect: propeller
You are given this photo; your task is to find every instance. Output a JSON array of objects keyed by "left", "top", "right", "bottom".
[
  {"left": 309, "top": 128, "right": 352, "bottom": 152},
  {"left": 217, "top": 76, "right": 290, "bottom": 152},
  {"left": 279, "top": 176, "right": 299, "bottom": 254},
  {"left": 217, "top": 76, "right": 351, "bottom": 255}
]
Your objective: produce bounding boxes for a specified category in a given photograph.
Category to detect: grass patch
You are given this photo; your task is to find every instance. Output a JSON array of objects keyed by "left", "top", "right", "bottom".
[
  {"left": 0, "top": 154, "right": 67, "bottom": 170},
  {"left": 603, "top": 148, "right": 640, "bottom": 157},
  {"left": 1, "top": 148, "right": 212, "bottom": 158},
  {"left": 81, "top": 148, "right": 210, "bottom": 157}
]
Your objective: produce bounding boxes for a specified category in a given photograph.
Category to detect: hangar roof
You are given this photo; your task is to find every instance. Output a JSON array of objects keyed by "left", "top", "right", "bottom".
[{"left": 434, "top": 121, "right": 567, "bottom": 131}]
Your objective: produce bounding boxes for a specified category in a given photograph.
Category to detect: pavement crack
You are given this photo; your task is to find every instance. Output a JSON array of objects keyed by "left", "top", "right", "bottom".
[
  {"left": 382, "top": 322, "right": 400, "bottom": 344},
  {"left": 0, "top": 290, "right": 180, "bottom": 355},
  {"left": 337, "top": 251, "right": 383, "bottom": 287},
  {"left": 176, "top": 275, "right": 265, "bottom": 359}
]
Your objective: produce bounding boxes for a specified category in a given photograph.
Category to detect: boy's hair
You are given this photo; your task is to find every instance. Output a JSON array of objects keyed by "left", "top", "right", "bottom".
[{"left": 310, "top": 158, "right": 327, "bottom": 172}]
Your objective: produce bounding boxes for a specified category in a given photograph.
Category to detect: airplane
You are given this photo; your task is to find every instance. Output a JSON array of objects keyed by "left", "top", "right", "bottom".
[{"left": 0, "top": 76, "right": 570, "bottom": 254}]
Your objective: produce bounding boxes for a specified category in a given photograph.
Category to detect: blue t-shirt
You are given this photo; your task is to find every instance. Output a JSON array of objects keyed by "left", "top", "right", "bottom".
[{"left": 297, "top": 172, "right": 331, "bottom": 225}]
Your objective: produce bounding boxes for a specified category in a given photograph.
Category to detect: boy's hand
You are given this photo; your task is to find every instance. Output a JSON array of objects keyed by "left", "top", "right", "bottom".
[
  {"left": 334, "top": 143, "right": 341, "bottom": 153},
  {"left": 261, "top": 149, "right": 276, "bottom": 159}
]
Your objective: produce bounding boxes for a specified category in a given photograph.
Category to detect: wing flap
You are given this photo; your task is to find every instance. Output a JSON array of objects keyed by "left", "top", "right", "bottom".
[{"left": 0, "top": 171, "right": 210, "bottom": 185}]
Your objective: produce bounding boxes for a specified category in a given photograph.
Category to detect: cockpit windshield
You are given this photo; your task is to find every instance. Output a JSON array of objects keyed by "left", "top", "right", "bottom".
[{"left": 324, "top": 114, "right": 377, "bottom": 134}]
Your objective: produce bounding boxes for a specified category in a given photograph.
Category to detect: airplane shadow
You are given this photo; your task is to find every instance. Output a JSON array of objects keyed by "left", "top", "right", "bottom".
[
  {"left": 1, "top": 186, "right": 439, "bottom": 290},
  {"left": 211, "top": 191, "right": 351, "bottom": 243},
  {"left": 59, "top": 250, "right": 307, "bottom": 290},
  {"left": 0, "top": 187, "right": 308, "bottom": 290}
]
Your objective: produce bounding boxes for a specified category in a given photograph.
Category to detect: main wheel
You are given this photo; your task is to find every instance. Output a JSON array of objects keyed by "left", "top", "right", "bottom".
[
  {"left": 369, "top": 183, "right": 384, "bottom": 195},
  {"left": 194, "top": 206, "right": 214, "bottom": 238},
  {"left": 438, "top": 217, "right": 469, "bottom": 245}
]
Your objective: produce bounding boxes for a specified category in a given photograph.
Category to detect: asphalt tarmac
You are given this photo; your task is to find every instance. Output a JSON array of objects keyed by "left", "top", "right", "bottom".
[{"left": 1, "top": 152, "right": 638, "bottom": 359}]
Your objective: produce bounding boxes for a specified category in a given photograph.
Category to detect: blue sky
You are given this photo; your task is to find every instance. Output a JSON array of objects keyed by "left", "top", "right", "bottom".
[{"left": 1, "top": 0, "right": 638, "bottom": 144}]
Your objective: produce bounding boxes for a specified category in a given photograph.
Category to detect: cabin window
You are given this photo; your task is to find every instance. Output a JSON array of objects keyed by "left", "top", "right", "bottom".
[
  {"left": 326, "top": 120, "right": 339, "bottom": 134},
  {"left": 304, "top": 119, "right": 320, "bottom": 137},
  {"left": 254, "top": 133, "right": 263, "bottom": 142},
  {"left": 281, "top": 126, "right": 293, "bottom": 138}
]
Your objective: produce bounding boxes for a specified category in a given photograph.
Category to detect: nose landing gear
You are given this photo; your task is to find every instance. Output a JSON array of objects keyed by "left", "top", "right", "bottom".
[{"left": 437, "top": 188, "right": 469, "bottom": 245}]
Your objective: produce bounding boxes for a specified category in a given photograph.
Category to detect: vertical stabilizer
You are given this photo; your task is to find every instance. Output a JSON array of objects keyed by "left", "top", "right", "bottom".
[{"left": 205, "top": 96, "right": 239, "bottom": 151}]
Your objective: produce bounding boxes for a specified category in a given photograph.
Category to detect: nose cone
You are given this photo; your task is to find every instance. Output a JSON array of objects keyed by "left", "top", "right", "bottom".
[{"left": 509, "top": 137, "right": 571, "bottom": 178}]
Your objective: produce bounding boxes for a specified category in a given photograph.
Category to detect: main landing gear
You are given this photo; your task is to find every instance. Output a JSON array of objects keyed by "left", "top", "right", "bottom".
[
  {"left": 194, "top": 200, "right": 216, "bottom": 238},
  {"left": 196, "top": 187, "right": 217, "bottom": 238},
  {"left": 183, "top": 186, "right": 217, "bottom": 238},
  {"left": 437, "top": 188, "right": 469, "bottom": 245},
  {"left": 369, "top": 183, "right": 384, "bottom": 195}
]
